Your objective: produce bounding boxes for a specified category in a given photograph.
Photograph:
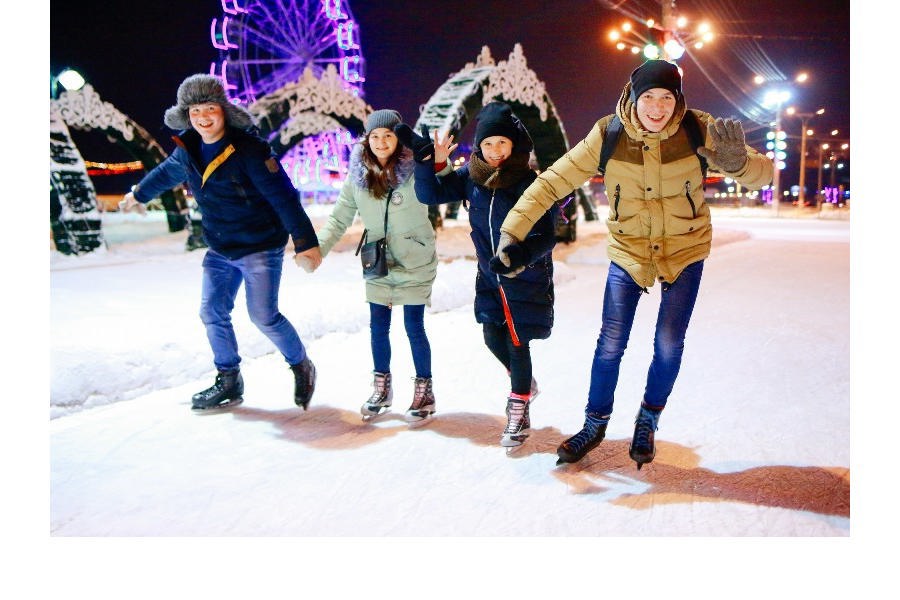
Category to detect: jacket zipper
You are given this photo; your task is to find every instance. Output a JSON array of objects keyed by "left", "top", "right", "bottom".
[
  {"left": 488, "top": 188, "right": 522, "bottom": 347},
  {"left": 684, "top": 181, "right": 697, "bottom": 218},
  {"left": 613, "top": 184, "right": 621, "bottom": 220}
]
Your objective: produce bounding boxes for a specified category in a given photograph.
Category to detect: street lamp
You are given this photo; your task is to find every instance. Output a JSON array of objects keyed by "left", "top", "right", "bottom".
[
  {"left": 785, "top": 106, "right": 825, "bottom": 206},
  {"left": 51, "top": 68, "right": 86, "bottom": 99},
  {"left": 606, "top": 1, "right": 713, "bottom": 62}
]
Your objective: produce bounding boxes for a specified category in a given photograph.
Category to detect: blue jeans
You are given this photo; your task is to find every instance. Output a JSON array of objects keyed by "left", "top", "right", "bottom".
[
  {"left": 200, "top": 247, "right": 306, "bottom": 371},
  {"left": 586, "top": 260, "right": 704, "bottom": 416},
  {"left": 369, "top": 303, "right": 431, "bottom": 378}
]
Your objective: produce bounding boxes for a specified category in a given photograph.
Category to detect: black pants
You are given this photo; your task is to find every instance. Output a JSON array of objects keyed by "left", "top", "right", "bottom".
[{"left": 482, "top": 322, "right": 532, "bottom": 396}]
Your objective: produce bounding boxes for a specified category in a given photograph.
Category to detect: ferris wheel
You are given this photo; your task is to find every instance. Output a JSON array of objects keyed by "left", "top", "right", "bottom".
[
  {"left": 208, "top": 0, "right": 365, "bottom": 198},
  {"left": 210, "top": 0, "right": 365, "bottom": 105}
]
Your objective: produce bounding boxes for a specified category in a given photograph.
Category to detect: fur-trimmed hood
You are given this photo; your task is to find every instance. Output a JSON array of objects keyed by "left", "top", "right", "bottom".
[{"left": 348, "top": 143, "right": 415, "bottom": 189}]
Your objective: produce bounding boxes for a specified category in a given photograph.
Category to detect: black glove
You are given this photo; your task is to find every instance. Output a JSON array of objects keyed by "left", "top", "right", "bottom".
[
  {"left": 394, "top": 123, "right": 434, "bottom": 162},
  {"left": 489, "top": 242, "right": 531, "bottom": 277}
]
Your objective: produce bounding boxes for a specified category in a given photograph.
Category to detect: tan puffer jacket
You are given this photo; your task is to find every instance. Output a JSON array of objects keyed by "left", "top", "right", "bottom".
[{"left": 500, "top": 81, "right": 773, "bottom": 288}]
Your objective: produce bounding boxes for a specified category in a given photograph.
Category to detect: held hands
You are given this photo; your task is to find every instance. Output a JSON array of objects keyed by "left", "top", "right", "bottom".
[
  {"left": 696, "top": 118, "right": 749, "bottom": 173},
  {"left": 118, "top": 192, "right": 147, "bottom": 215},
  {"left": 393, "top": 123, "right": 435, "bottom": 162},
  {"left": 489, "top": 231, "right": 528, "bottom": 278},
  {"left": 294, "top": 246, "right": 323, "bottom": 273}
]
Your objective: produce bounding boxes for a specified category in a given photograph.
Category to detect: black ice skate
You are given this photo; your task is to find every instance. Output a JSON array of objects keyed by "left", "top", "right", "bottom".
[
  {"left": 556, "top": 413, "right": 608, "bottom": 465},
  {"left": 191, "top": 369, "right": 244, "bottom": 412},
  {"left": 290, "top": 357, "right": 316, "bottom": 410},
  {"left": 629, "top": 405, "right": 662, "bottom": 470}
]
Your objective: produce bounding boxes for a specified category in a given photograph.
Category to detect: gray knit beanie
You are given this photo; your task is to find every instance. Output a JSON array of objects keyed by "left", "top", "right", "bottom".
[
  {"left": 365, "top": 109, "right": 402, "bottom": 135},
  {"left": 163, "top": 74, "right": 255, "bottom": 131}
]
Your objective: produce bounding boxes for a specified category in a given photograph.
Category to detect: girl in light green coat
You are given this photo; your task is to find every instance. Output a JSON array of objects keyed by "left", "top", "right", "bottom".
[{"left": 314, "top": 109, "right": 438, "bottom": 424}]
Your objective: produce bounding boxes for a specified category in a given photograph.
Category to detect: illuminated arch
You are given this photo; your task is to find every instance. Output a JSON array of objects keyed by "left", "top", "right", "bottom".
[
  {"left": 51, "top": 84, "right": 188, "bottom": 233},
  {"left": 249, "top": 65, "right": 370, "bottom": 158},
  {"left": 413, "top": 44, "right": 594, "bottom": 240}
]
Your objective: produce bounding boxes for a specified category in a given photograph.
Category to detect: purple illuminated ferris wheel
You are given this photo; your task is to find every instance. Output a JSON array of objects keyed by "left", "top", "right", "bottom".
[
  {"left": 209, "top": 0, "right": 365, "bottom": 198},
  {"left": 210, "top": 0, "right": 365, "bottom": 104}
]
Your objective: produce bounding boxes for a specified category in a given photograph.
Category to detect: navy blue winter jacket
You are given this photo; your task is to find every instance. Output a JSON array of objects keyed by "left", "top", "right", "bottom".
[
  {"left": 133, "top": 127, "right": 318, "bottom": 259},
  {"left": 414, "top": 153, "right": 557, "bottom": 342}
]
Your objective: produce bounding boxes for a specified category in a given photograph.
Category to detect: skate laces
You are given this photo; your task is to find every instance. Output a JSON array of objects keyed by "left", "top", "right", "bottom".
[
  {"left": 633, "top": 413, "right": 657, "bottom": 449},
  {"left": 504, "top": 399, "right": 529, "bottom": 434},
  {"left": 410, "top": 378, "right": 434, "bottom": 409},
  {"left": 565, "top": 416, "right": 606, "bottom": 450}
]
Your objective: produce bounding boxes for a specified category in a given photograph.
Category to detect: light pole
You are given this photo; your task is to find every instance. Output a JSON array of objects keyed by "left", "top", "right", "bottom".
[
  {"left": 763, "top": 89, "right": 790, "bottom": 216},
  {"left": 785, "top": 107, "right": 825, "bottom": 206},
  {"left": 816, "top": 143, "right": 829, "bottom": 209}
]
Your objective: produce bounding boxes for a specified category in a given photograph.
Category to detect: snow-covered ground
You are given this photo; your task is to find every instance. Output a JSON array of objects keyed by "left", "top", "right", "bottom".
[{"left": 16, "top": 204, "right": 881, "bottom": 597}]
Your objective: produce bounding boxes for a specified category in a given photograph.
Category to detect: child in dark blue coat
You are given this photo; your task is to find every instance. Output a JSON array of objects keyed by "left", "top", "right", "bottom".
[{"left": 399, "top": 102, "right": 558, "bottom": 449}]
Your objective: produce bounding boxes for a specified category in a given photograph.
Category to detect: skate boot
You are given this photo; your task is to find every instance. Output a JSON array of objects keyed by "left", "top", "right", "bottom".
[
  {"left": 361, "top": 372, "right": 393, "bottom": 419},
  {"left": 629, "top": 405, "right": 662, "bottom": 470},
  {"left": 500, "top": 393, "right": 531, "bottom": 448},
  {"left": 405, "top": 377, "right": 436, "bottom": 424},
  {"left": 191, "top": 369, "right": 244, "bottom": 412},
  {"left": 556, "top": 412, "right": 609, "bottom": 465},
  {"left": 290, "top": 357, "right": 316, "bottom": 410}
]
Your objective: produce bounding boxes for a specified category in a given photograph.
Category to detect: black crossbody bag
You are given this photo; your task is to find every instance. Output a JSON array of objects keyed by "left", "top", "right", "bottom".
[{"left": 355, "top": 189, "right": 392, "bottom": 280}]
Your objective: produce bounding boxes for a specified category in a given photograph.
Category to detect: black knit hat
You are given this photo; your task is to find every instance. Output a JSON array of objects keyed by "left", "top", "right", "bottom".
[
  {"left": 163, "top": 74, "right": 255, "bottom": 131},
  {"left": 365, "top": 109, "right": 402, "bottom": 134},
  {"left": 629, "top": 60, "right": 682, "bottom": 102},
  {"left": 474, "top": 102, "right": 533, "bottom": 152}
]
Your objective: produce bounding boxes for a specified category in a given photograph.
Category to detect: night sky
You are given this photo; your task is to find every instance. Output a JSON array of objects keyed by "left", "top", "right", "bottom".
[{"left": 50, "top": 0, "right": 849, "bottom": 183}]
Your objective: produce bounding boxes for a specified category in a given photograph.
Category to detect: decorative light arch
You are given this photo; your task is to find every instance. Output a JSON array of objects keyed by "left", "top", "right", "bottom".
[{"left": 51, "top": 85, "right": 189, "bottom": 233}]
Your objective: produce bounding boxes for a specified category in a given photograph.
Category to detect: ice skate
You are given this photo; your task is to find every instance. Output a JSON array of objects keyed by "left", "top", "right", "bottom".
[
  {"left": 629, "top": 405, "right": 661, "bottom": 470},
  {"left": 405, "top": 376, "right": 436, "bottom": 426},
  {"left": 361, "top": 372, "right": 393, "bottom": 420},
  {"left": 556, "top": 413, "right": 608, "bottom": 465},
  {"left": 500, "top": 395, "right": 531, "bottom": 451},
  {"left": 191, "top": 369, "right": 244, "bottom": 412},
  {"left": 290, "top": 356, "right": 316, "bottom": 410}
]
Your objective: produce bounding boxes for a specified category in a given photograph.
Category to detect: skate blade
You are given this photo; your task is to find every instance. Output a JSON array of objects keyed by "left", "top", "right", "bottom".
[
  {"left": 361, "top": 407, "right": 392, "bottom": 421},
  {"left": 191, "top": 397, "right": 244, "bottom": 413},
  {"left": 405, "top": 411, "right": 435, "bottom": 428}
]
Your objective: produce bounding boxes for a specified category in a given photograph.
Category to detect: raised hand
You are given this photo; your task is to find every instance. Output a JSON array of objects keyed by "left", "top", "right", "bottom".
[
  {"left": 393, "top": 123, "right": 435, "bottom": 162},
  {"left": 696, "top": 118, "right": 749, "bottom": 173},
  {"left": 432, "top": 129, "right": 459, "bottom": 166}
]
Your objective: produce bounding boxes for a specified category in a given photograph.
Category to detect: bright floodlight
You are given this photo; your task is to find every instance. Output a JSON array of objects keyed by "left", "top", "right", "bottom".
[
  {"left": 664, "top": 39, "right": 685, "bottom": 59},
  {"left": 643, "top": 44, "right": 660, "bottom": 59},
  {"left": 57, "top": 69, "right": 86, "bottom": 91},
  {"left": 763, "top": 89, "right": 791, "bottom": 108}
]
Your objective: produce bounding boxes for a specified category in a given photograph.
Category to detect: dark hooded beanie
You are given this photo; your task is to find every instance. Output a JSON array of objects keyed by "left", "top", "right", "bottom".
[
  {"left": 629, "top": 60, "right": 682, "bottom": 102},
  {"left": 163, "top": 74, "right": 255, "bottom": 131},
  {"left": 473, "top": 102, "right": 533, "bottom": 153}
]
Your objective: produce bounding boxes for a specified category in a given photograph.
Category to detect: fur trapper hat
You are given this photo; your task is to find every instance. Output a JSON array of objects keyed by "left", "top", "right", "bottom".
[
  {"left": 365, "top": 109, "right": 403, "bottom": 135},
  {"left": 629, "top": 60, "right": 682, "bottom": 102},
  {"left": 163, "top": 74, "right": 255, "bottom": 131},
  {"left": 474, "top": 102, "right": 533, "bottom": 153}
]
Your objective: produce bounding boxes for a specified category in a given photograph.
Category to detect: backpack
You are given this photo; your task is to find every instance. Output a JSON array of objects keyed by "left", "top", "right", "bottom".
[{"left": 597, "top": 110, "right": 708, "bottom": 179}]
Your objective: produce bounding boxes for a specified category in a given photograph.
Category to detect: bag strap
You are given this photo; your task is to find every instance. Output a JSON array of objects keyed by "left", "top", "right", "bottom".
[
  {"left": 354, "top": 228, "right": 368, "bottom": 256},
  {"left": 681, "top": 110, "right": 708, "bottom": 179}
]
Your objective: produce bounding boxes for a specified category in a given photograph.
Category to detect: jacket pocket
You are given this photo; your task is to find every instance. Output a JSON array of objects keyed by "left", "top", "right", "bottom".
[
  {"left": 664, "top": 213, "right": 707, "bottom": 235},
  {"left": 606, "top": 213, "right": 643, "bottom": 236}
]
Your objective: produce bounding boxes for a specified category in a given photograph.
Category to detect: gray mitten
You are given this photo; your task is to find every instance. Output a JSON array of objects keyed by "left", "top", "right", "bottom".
[{"left": 697, "top": 118, "right": 748, "bottom": 173}]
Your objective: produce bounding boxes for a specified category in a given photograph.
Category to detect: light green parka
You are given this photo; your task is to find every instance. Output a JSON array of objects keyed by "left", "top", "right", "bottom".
[
  {"left": 317, "top": 144, "right": 437, "bottom": 306},
  {"left": 501, "top": 80, "right": 774, "bottom": 288}
]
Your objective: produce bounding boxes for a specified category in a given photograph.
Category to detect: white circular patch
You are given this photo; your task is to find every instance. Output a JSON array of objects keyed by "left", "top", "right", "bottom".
[{"left": 390, "top": 191, "right": 404, "bottom": 205}]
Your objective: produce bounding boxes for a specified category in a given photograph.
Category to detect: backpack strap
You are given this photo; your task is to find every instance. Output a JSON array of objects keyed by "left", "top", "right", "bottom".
[
  {"left": 598, "top": 111, "right": 708, "bottom": 179},
  {"left": 681, "top": 109, "right": 708, "bottom": 179},
  {"left": 597, "top": 115, "right": 623, "bottom": 176}
]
